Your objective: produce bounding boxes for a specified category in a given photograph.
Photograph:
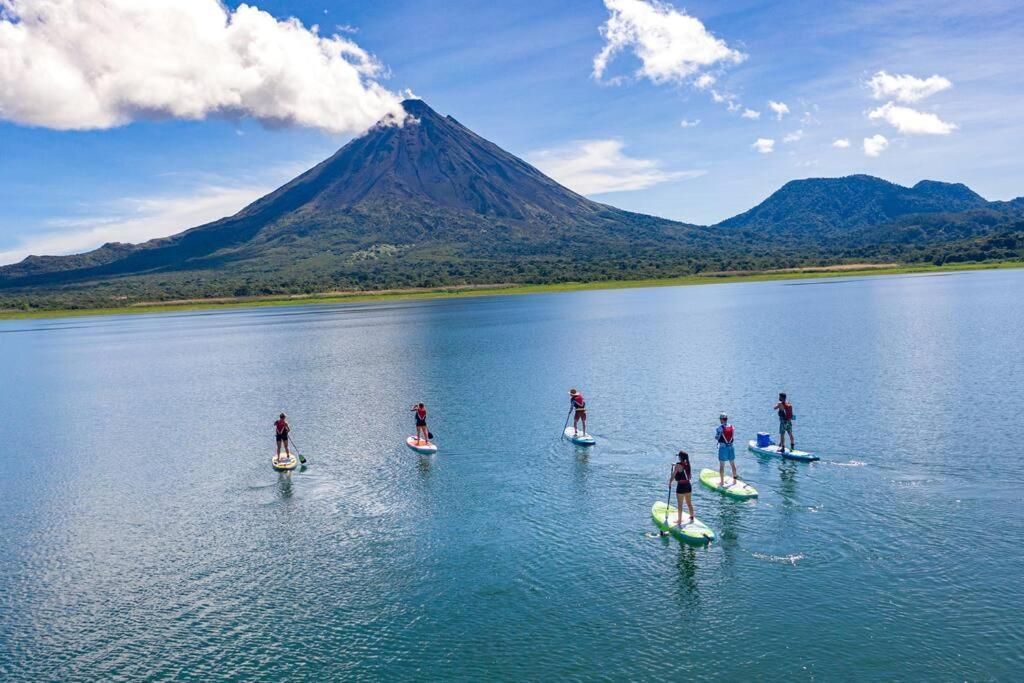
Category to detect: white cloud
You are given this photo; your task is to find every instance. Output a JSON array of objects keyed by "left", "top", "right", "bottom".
[
  {"left": 0, "top": 183, "right": 278, "bottom": 265},
  {"left": 593, "top": 0, "right": 746, "bottom": 86},
  {"left": 752, "top": 138, "right": 775, "bottom": 154},
  {"left": 867, "top": 70, "right": 952, "bottom": 103},
  {"left": 782, "top": 129, "right": 803, "bottom": 143},
  {"left": 526, "top": 139, "right": 704, "bottom": 194},
  {"left": 868, "top": 102, "right": 957, "bottom": 135},
  {"left": 832, "top": 138, "right": 851, "bottom": 148},
  {"left": 741, "top": 108, "right": 761, "bottom": 119},
  {"left": 768, "top": 101, "right": 790, "bottom": 120},
  {"left": 0, "top": 0, "right": 404, "bottom": 133},
  {"left": 680, "top": 118, "right": 701, "bottom": 128},
  {"left": 863, "top": 134, "right": 889, "bottom": 157},
  {"left": 694, "top": 74, "right": 715, "bottom": 90}
]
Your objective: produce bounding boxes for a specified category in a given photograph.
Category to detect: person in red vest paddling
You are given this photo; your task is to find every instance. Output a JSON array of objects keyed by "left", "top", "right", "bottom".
[
  {"left": 274, "top": 413, "right": 291, "bottom": 461},
  {"left": 716, "top": 412, "right": 738, "bottom": 488},
  {"left": 774, "top": 392, "right": 796, "bottom": 453},
  {"left": 569, "top": 388, "right": 587, "bottom": 436},
  {"left": 411, "top": 403, "right": 431, "bottom": 445},
  {"left": 668, "top": 450, "right": 694, "bottom": 526}
]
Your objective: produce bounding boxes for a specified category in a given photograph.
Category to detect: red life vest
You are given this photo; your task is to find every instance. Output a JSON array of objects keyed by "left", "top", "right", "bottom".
[
  {"left": 721, "top": 425, "right": 734, "bottom": 444},
  {"left": 779, "top": 403, "right": 794, "bottom": 420},
  {"left": 275, "top": 419, "right": 288, "bottom": 435},
  {"left": 415, "top": 407, "right": 427, "bottom": 420},
  {"left": 572, "top": 394, "right": 586, "bottom": 410}
]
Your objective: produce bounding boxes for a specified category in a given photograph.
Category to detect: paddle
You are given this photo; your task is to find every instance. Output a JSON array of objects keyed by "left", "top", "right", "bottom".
[
  {"left": 288, "top": 436, "right": 307, "bottom": 465},
  {"left": 561, "top": 407, "right": 572, "bottom": 440},
  {"left": 660, "top": 468, "right": 673, "bottom": 537}
]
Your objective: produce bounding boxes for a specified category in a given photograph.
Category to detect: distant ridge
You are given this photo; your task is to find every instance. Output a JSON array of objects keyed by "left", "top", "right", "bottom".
[
  {"left": 716, "top": 174, "right": 988, "bottom": 243},
  {"left": 0, "top": 100, "right": 1020, "bottom": 308}
]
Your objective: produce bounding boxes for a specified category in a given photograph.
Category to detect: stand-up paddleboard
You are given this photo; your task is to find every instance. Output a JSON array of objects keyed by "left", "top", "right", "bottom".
[
  {"left": 747, "top": 440, "right": 819, "bottom": 462},
  {"left": 699, "top": 468, "right": 758, "bottom": 499},
  {"left": 651, "top": 502, "right": 716, "bottom": 544},
  {"left": 272, "top": 454, "right": 299, "bottom": 471},
  {"left": 563, "top": 427, "right": 596, "bottom": 446},
  {"left": 406, "top": 436, "right": 438, "bottom": 454}
]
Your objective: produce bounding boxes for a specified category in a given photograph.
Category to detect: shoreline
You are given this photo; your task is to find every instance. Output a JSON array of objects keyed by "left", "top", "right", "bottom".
[{"left": 1, "top": 260, "right": 1020, "bottom": 321}]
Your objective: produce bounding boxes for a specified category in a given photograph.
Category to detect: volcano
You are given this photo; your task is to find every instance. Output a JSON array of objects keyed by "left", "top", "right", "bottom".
[{"left": 1, "top": 99, "right": 721, "bottom": 302}]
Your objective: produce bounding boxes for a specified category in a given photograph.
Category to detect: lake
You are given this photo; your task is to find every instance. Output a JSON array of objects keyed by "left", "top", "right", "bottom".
[{"left": 2, "top": 269, "right": 1023, "bottom": 680}]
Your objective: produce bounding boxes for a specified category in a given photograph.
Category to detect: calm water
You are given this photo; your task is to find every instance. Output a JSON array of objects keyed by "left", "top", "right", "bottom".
[{"left": 2, "top": 270, "right": 1023, "bottom": 681}]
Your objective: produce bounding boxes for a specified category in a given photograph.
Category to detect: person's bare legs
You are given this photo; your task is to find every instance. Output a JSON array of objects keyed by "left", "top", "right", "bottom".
[
  {"left": 675, "top": 492, "right": 684, "bottom": 526},
  {"left": 581, "top": 414, "right": 587, "bottom": 435},
  {"left": 572, "top": 413, "right": 579, "bottom": 435},
  {"left": 719, "top": 461, "right": 725, "bottom": 488},
  {"left": 788, "top": 428, "right": 795, "bottom": 450},
  {"left": 730, "top": 460, "right": 738, "bottom": 481},
  {"left": 684, "top": 492, "right": 694, "bottom": 522}
]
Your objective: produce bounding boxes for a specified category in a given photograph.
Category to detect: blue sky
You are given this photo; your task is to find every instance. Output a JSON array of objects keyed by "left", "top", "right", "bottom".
[{"left": 1, "top": 0, "right": 1022, "bottom": 264}]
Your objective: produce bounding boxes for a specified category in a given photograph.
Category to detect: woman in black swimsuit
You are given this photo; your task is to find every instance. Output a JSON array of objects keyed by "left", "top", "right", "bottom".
[{"left": 668, "top": 450, "right": 694, "bottom": 526}]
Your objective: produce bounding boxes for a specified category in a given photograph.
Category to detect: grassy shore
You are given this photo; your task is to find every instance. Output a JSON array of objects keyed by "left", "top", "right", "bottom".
[{"left": 1, "top": 260, "right": 1021, "bottom": 321}]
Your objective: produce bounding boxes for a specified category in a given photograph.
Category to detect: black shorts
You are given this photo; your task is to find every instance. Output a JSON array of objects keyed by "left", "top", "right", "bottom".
[
  {"left": 276, "top": 433, "right": 289, "bottom": 443},
  {"left": 676, "top": 482, "right": 692, "bottom": 495},
  {"left": 415, "top": 418, "right": 427, "bottom": 427}
]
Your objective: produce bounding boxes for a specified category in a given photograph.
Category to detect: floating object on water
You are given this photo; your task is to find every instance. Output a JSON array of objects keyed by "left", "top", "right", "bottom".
[
  {"left": 272, "top": 454, "right": 299, "bottom": 471},
  {"left": 406, "top": 436, "right": 438, "bottom": 454},
  {"left": 563, "top": 427, "right": 596, "bottom": 446},
  {"left": 699, "top": 468, "right": 758, "bottom": 499},
  {"left": 651, "top": 502, "right": 716, "bottom": 544},
  {"left": 747, "top": 440, "right": 819, "bottom": 462}
]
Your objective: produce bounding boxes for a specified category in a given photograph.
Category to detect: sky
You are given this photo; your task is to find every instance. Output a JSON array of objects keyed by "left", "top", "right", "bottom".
[{"left": 1, "top": 0, "right": 1022, "bottom": 265}]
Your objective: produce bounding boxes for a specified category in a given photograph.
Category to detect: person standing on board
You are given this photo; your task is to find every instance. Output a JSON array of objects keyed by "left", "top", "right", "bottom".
[
  {"left": 569, "top": 389, "right": 587, "bottom": 436},
  {"left": 274, "top": 413, "right": 291, "bottom": 460},
  {"left": 668, "top": 450, "right": 694, "bottom": 526},
  {"left": 774, "top": 392, "right": 796, "bottom": 453},
  {"left": 716, "top": 413, "right": 738, "bottom": 488},
  {"left": 411, "top": 403, "right": 430, "bottom": 445}
]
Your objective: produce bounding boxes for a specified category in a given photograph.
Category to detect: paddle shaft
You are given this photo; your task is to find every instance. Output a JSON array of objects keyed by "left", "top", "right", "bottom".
[
  {"left": 661, "top": 467, "right": 673, "bottom": 535},
  {"left": 288, "top": 436, "right": 307, "bottom": 464},
  {"left": 561, "top": 407, "right": 572, "bottom": 439}
]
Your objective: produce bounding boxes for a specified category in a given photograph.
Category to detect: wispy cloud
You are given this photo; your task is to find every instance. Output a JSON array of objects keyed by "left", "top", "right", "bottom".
[
  {"left": 752, "top": 138, "right": 775, "bottom": 154},
  {"left": 526, "top": 139, "right": 704, "bottom": 194},
  {"left": 782, "top": 129, "right": 804, "bottom": 143},
  {"left": 863, "top": 134, "right": 889, "bottom": 157},
  {"left": 0, "top": 183, "right": 278, "bottom": 266},
  {"left": 867, "top": 70, "right": 952, "bottom": 102},
  {"left": 832, "top": 138, "right": 851, "bottom": 148},
  {"left": 868, "top": 102, "right": 957, "bottom": 135},
  {"left": 593, "top": 0, "right": 745, "bottom": 86},
  {"left": 741, "top": 109, "right": 761, "bottom": 119},
  {"left": 680, "top": 118, "right": 701, "bottom": 128},
  {"left": 0, "top": 0, "right": 403, "bottom": 133}
]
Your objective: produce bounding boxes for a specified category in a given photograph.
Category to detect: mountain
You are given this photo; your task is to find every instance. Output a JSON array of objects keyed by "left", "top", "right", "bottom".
[
  {"left": 1, "top": 99, "right": 739, "bottom": 305},
  {"left": 716, "top": 175, "right": 988, "bottom": 244},
  {"left": 0, "top": 100, "right": 1020, "bottom": 309}
]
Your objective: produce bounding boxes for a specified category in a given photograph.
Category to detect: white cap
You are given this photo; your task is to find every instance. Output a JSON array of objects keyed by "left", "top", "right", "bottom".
[{"left": 719, "top": 412, "right": 728, "bottom": 420}]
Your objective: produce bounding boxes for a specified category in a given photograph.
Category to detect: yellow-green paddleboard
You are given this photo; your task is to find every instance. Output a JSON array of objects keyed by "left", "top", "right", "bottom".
[{"left": 651, "top": 502, "right": 716, "bottom": 544}]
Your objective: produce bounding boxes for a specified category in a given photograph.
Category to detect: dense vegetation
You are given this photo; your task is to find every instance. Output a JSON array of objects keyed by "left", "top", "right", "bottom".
[{"left": 1, "top": 100, "right": 1020, "bottom": 311}]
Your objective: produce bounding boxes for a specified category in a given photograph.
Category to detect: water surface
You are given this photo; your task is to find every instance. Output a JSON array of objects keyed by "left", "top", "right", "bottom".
[{"left": 2, "top": 269, "right": 1023, "bottom": 680}]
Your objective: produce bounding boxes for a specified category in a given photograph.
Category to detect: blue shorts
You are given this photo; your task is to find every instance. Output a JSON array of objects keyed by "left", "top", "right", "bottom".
[{"left": 718, "top": 443, "right": 736, "bottom": 462}]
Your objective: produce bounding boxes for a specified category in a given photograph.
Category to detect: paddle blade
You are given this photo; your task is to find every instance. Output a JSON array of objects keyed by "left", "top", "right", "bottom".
[{"left": 427, "top": 431, "right": 434, "bottom": 440}]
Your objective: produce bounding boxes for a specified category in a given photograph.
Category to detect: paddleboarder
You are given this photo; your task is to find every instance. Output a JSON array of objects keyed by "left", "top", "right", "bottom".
[
  {"left": 411, "top": 402, "right": 431, "bottom": 445},
  {"left": 668, "top": 450, "right": 694, "bottom": 526},
  {"left": 774, "top": 392, "right": 796, "bottom": 453},
  {"left": 274, "top": 413, "right": 291, "bottom": 460},
  {"left": 569, "top": 388, "right": 587, "bottom": 435},
  {"left": 716, "top": 412, "right": 738, "bottom": 488}
]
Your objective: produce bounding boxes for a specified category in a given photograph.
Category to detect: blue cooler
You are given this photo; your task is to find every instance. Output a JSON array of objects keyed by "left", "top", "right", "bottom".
[{"left": 756, "top": 432, "right": 772, "bottom": 448}]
